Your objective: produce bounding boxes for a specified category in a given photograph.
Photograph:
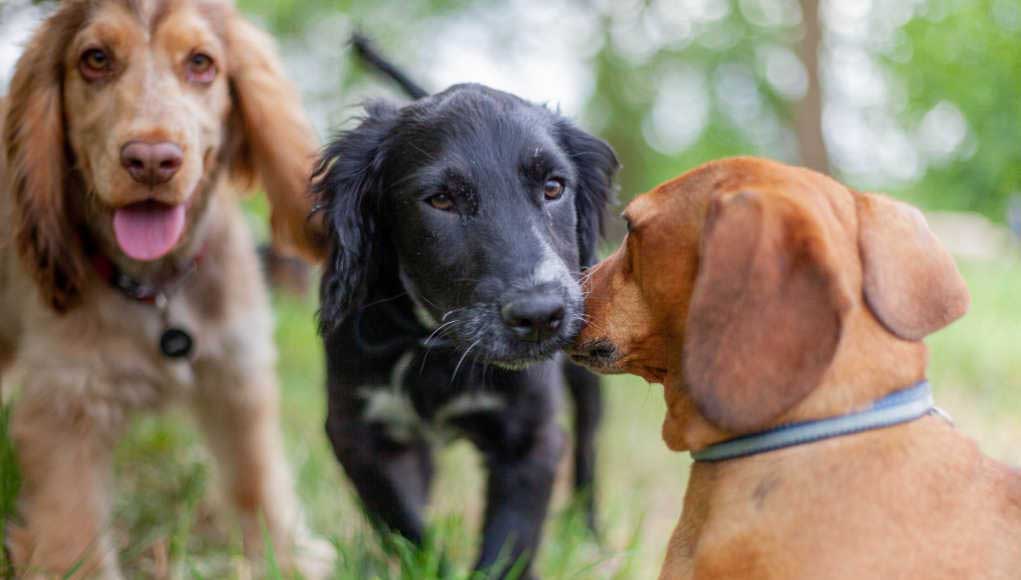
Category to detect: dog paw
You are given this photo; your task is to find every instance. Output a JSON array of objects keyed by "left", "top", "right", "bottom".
[
  {"left": 4, "top": 521, "right": 125, "bottom": 580},
  {"left": 283, "top": 533, "right": 336, "bottom": 580},
  {"left": 3, "top": 522, "right": 30, "bottom": 576}
]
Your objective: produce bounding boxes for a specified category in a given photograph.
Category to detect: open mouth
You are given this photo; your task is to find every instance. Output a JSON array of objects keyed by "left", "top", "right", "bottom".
[{"left": 112, "top": 200, "right": 187, "bottom": 261}]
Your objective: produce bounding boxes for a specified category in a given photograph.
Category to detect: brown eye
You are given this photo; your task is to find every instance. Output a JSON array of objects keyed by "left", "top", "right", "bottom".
[
  {"left": 186, "top": 52, "right": 216, "bottom": 83},
  {"left": 80, "top": 48, "right": 112, "bottom": 80},
  {"left": 427, "top": 194, "right": 454, "bottom": 211},
  {"left": 543, "top": 178, "right": 565, "bottom": 200}
]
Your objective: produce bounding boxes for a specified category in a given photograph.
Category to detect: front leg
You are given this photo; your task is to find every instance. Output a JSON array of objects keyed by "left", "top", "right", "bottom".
[
  {"left": 563, "top": 361, "right": 602, "bottom": 534},
  {"left": 191, "top": 366, "right": 334, "bottom": 579},
  {"left": 476, "top": 420, "right": 565, "bottom": 580},
  {"left": 325, "top": 407, "right": 434, "bottom": 547},
  {"left": 7, "top": 390, "right": 123, "bottom": 579}
]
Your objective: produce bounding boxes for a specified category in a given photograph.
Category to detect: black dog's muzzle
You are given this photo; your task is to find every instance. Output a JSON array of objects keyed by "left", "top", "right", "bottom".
[{"left": 500, "top": 285, "right": 567, "bottom": 343}]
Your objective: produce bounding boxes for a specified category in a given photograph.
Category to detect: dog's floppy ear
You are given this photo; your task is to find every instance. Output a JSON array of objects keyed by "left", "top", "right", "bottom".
[
  {"left": 226, "top": 13, "right": 325, "bottom": 261},
  {"left": 683, "top": 191, "right": 852, "bottom": 433},
  {"left": 557, "top": 122, "right": 619, "bottom": 268},
  {"left": 311, "top": 102, "right": 399, "bottom": 333},
  {"left": 4, "top": 4, "right": 90, "bottom": 313},
  {"left": 856, "top": 192, "right": 969, "bottom": 340}
]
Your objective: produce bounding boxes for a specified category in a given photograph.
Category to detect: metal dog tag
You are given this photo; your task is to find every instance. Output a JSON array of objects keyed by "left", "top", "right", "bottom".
[
  {"left": 159, "top": 327, "right": 194, "bottom": 359},
  {"left": 154, "top": 293, "right": 193, "bottom": 359}
]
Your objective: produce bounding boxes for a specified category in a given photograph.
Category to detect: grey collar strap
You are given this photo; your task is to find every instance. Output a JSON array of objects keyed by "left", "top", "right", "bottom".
[{"left": 692, "top": 381, "right": 935, "bottom": 462}]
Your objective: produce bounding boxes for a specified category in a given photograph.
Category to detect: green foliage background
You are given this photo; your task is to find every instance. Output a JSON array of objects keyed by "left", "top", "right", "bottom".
[
  {"left": 891, "top": 0, "right": 1021, "bottom": 218},
  {"left": 2, "top": 0, "right": 1020, "bottom": 577},
  {"left": 233, "top": 0, "right": 1021, "bottom": 224}
]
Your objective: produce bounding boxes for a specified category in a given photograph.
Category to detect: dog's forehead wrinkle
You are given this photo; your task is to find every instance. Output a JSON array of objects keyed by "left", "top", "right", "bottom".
[
  {"left": 523, "top": 142, "right": 573, "bottom": 179},
  {"left": 76, "top": 5, "right": 139, "bottom": 49},
  {"left": 112, "top": 0, "right": 183, "bottom": 33}
]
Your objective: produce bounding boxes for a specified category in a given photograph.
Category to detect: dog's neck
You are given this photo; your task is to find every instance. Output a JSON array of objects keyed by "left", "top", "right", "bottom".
[
  {"left": 672, "top": 409, "right": 966, "bottom": 566},
  {"left": 662, "top": 306, "right": 931, "bottom": 453}
]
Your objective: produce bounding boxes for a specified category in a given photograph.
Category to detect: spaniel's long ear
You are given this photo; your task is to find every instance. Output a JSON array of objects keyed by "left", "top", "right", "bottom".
[
  {"left": 557, "top": 121, "right": 619, "bottom": 268},
  {"left": 226, "top": 13, "right": 326, "bottom": 261},
  {"left": 683, "top": 191, "right": 853, "bottom": 433},
  {"left": 857, "top": 192, "right": 969, "bottom": 340},
  {"left": 311, "top": 101, "right": 399, "bottom": 334},
  {"left": 4, "top": 5, "right": 89, "bottom": 313}
]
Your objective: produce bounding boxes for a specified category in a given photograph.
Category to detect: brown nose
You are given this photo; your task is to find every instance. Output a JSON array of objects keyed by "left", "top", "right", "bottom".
[{"left": 120, "top": 141, "right": 183, "bottom": 186}]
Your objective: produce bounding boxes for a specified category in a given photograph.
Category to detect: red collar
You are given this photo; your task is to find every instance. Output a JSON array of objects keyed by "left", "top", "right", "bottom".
[{"left": 90, "top": 248, "right": 205, "bottom": 305}]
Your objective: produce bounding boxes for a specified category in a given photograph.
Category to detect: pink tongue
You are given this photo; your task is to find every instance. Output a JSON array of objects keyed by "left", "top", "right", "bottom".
[{"left": 113, "top": 202, "right": 186, "bottom": 261}]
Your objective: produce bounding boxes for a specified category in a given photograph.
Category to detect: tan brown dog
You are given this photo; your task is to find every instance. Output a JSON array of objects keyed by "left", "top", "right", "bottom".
[
  {"left": 571, "top": 157, "right": 1021, "bottom": 579},
  {"left": 1, "top": 0, "right": 331, "bottom": 577}
]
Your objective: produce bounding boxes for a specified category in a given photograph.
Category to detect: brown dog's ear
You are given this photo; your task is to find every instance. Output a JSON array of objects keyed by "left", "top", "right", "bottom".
[
  {"left": 226, "top": 14, "right": 326, "bottom": 261},
  {"left": 683, "top": 191, "right": 852, "bottom": 433},
  {"left": 856, "top": 193, "right": 969, "bottom": 340},
  {"left": 4, "top": 5, "right": 89, "bottom": 312}
]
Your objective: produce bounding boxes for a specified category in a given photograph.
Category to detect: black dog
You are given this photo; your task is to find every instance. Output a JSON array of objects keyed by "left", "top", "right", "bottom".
[{"left": 312, "top": 38, "right": 618, "bottom": 578}]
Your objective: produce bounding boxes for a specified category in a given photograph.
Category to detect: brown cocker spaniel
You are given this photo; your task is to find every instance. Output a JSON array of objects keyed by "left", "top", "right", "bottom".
[{"left": 0, "top": 0, "right": 332, "bottom": 577}]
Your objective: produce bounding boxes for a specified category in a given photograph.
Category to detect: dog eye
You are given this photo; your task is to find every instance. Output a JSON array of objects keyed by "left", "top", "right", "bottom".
[
  {"left": 543, "top": 178, "right": 565, "bottom": 200},
  {"left": 186, "top": 52, "right": 216, "bottom": 83},
  {"left": 80, "top": 48, "right": 112, "bottom": 80},
  {"left": 426, "top": 193, "right": 455, "bottom": 212}
]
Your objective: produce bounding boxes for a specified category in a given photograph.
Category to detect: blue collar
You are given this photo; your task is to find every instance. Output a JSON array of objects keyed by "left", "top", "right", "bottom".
[{"left": 692, "top": 381, "right": 936, "bottom": 462}]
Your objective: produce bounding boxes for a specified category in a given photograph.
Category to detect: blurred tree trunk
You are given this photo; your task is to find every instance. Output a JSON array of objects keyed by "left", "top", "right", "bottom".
[{"left": 796, "top": 0, "right": 829, "bottom": 174}]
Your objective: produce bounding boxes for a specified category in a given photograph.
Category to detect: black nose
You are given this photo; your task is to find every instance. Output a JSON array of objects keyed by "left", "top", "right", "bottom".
[
  {"left": 120, "top": 141, "right": 183, "bottom": 186},
  {"left": 501, "top": 294, "right": 566, "bottom": 342}
]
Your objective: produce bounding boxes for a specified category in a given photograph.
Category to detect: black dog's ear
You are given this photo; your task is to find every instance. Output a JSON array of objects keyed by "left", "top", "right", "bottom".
[
  {"left": 311, "top": 101, "right": 399, "bottom": 333},
  {"left": 557, "top": 121, "right": 620, "bottom": 268}
]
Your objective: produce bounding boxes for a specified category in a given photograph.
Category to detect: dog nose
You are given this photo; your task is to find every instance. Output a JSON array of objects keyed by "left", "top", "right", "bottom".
[
  {"left": 120, "top": 141, "right": 183, "bottom": 186},
  {"left": 501, "top": 294, "right": 566, "bottom": 342}
]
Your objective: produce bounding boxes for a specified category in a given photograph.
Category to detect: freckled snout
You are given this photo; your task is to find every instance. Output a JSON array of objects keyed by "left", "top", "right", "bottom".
[
  {"left": 120, "top": 141, "right": 183, "bottom": 186},
  {"left": 500, "top": 290, "right": 566, "bottom": 343}
]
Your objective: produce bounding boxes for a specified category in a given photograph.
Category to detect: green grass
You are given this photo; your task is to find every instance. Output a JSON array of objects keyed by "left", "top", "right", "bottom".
[
  {"left": 925, "top": 257, "right": 1021, "bottom": 461},
  {"left": 1, "top": 404, "right": 20, "bottom": 578},
  {"left": 1, "top": 255, "right": 1019, "bottom": 578}
]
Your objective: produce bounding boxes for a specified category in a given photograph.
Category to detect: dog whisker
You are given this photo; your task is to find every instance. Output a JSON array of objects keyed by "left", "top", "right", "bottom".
[
  {"left": 360, "top": 291, "right": 410, "bottom": 310},
  {"left": 418, "top": 317, "right": 470, "bottom": 374},
  {"left": 383, "top": 169, "right": 428, "bottom": 194},
  {"left": 451, "top": 339, "right": 481, "bottom": 383},
  {"left": 571, "top": 313, "right": 592, "bottom": 326},
  {"left": 424, "top": 319, "right": 460, "bottom": 343},
  {"left": 441, "top": 307, "right": 466, "bottom": 321}
]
